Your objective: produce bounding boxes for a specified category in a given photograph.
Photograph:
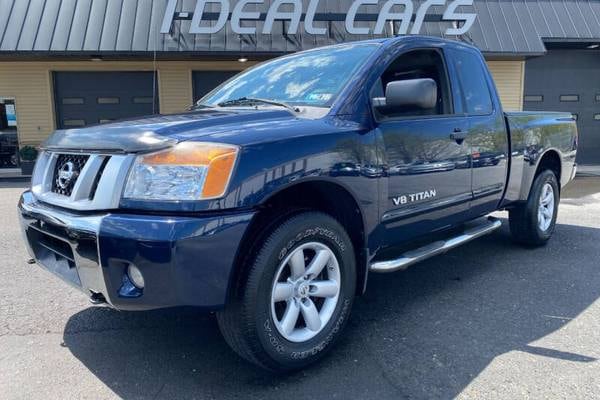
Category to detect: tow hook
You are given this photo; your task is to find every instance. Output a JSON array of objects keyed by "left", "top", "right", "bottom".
[{"left": 89, "top": 291, "right": 107, "bottom": 305}]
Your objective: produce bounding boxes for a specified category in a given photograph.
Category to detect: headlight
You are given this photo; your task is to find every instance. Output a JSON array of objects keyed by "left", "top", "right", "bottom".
[{"left": 123, "top": 142, "right": 239, "bottom": 201}]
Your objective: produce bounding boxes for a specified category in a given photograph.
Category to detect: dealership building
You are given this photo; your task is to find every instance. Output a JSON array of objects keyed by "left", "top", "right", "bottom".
[{"left": 0, "top": 0, "right": 599, "bottom": 169}]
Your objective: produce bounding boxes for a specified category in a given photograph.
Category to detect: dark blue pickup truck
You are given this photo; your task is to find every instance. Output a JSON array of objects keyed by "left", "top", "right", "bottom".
[{"left": 19, "top": 36, "right": 577, "bottom": 371}]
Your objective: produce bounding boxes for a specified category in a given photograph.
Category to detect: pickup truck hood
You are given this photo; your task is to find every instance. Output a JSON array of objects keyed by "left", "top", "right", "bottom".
[{"left": 42, "top": 108, "right": 302, "bottom": 153}]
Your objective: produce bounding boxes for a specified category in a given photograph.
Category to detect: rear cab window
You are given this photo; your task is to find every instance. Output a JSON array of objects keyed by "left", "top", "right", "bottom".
[{"left": 450, "top": 49, "right": 494, "bottom": 115}]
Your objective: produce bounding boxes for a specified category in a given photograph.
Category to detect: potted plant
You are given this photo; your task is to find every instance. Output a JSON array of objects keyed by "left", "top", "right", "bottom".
[{"left": 19, "top": 145, "right": 38, "bottom": 175}]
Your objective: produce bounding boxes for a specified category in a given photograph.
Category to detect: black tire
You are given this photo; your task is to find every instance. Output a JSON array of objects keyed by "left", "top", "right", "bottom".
[
  {"left": 509, "top": 170, "right": 559, "bottom": 246},
  {"left": 217, "top": 211, "right": 356, "bottom": 372}
]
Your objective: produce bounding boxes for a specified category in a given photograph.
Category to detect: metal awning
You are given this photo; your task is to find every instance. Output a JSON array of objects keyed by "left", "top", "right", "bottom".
[{"left": 1, "top": 0, "right": 600, "bottom": 57}]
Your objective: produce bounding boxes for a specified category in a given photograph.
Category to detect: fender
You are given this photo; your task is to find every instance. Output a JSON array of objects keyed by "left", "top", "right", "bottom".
[
  {"left": 259, "top": 175, "right": 371, "bottom": 248},
  {"left": 519, "top": 148, "right": 563, "bottom": 199}
]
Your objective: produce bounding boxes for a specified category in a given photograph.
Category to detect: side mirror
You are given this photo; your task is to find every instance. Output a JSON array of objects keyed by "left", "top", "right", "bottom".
[{"left": 373, "top": 78, "right": 438, "bottom": 110}]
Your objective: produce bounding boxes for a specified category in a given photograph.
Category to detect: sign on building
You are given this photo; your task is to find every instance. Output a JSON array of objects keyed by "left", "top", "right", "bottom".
[{"left": 161, "top": 0, "right": 476, "bottom": 36}]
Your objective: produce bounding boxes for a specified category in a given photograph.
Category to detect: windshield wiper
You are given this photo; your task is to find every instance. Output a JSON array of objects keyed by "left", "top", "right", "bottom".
[
  {"left": 189, "top": 102, "right": 216, "bottom": 111},
  {"left": 217, "top": 97, "right": 300, "bottom": 113}
]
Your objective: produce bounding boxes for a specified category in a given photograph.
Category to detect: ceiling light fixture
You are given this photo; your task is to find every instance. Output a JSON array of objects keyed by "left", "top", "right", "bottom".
[
  {"left": 587, "top": 44, "right": 599, "bottom": 49},
  {"left": 238, "top": 56, "right": 248, "bottom": 63}
]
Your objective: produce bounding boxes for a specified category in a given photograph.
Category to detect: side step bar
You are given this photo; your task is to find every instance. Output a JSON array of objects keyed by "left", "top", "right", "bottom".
[{"left": 369, "top": 217, "right": 502, "bottom": 273}]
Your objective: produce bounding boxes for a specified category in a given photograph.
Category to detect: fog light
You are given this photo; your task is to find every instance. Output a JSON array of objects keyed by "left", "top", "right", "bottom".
[{"left": 127, "top": 264, "right": 145, "bottom": 289}]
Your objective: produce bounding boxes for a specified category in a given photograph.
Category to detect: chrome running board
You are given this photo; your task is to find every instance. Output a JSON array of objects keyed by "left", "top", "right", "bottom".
[{"left": 369, "top": 217, "right": 502, "bottom": 273}]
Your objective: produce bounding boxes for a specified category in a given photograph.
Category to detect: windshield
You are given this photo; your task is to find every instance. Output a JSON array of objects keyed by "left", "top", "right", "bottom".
[{"left": 200, "top": 43, "right": 379, "bottom": 108}]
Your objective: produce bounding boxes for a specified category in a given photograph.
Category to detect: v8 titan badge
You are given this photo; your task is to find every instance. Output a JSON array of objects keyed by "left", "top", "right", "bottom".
[{"left": 392, "top": 189, "right": 437, "bottom": 206}]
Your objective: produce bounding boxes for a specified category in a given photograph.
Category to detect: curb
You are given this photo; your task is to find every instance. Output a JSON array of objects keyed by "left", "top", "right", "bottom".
[{"left": 0, "top": 176, "right": 30, "bottom": 182}]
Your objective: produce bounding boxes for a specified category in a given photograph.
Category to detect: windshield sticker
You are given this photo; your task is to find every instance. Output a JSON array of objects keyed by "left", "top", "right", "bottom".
[{"left": 307, "top": 93, "right": 332, "bottom": 102}]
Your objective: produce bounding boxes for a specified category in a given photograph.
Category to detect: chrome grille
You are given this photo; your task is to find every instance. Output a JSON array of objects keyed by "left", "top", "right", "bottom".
[
  {"left": 31, "top": 151, "right": 135, "bottom": 211},
  {"left": 51, "top": 154, "right": 90, "bottom": 196}
]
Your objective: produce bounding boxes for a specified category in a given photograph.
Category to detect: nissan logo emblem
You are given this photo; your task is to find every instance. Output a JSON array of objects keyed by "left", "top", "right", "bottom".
[{"left": 56, "top": 161, "right": 79, "bottom": 189}]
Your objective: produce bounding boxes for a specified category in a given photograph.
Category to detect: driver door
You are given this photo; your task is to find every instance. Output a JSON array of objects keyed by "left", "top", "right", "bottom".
[{"left": 374, "top": 48, "right": 473, "bottom": 246}]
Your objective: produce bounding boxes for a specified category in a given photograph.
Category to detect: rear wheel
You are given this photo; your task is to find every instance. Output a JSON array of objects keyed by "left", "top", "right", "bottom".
[
  {"left": 217, "top": 211, "right": 356, "bottom": 371},
  {"left": 509, "top": 170, "right": 559, "bottom": 246}
]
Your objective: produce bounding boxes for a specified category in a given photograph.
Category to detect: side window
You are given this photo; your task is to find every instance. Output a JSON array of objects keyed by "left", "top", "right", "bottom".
[
  {"left": 371, "top": 49, "right": 453, "bottom": 119},
  {"left": 453, "top": 50, "right": 494, "bottom": 115}
]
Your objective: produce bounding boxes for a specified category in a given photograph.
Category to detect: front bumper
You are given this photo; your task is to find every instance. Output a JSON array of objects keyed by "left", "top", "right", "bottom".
[{"left": 18, "top": 191, "right": 254, "bottom": 310}]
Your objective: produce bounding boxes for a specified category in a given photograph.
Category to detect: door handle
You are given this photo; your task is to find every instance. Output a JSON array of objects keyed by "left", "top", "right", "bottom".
[{"left": 450, "top": 129, "right": 468, "bottom": 143}]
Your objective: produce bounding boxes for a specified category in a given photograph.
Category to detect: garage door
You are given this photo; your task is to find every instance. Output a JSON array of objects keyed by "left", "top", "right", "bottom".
[
  {"left": 523, "top": 50, "right": 599, "bottom": 165},
  {"left": 53, "top": 72, "right": 158, "bottom": 129},
  {"left": 192, "top": 71, "right": 239, "bottom": 103}
]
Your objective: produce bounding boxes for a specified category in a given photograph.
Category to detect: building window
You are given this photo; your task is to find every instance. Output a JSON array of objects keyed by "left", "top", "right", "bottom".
[
  {"left": 596, "top": 94, "right": 600, "bottom": 102},
  {"left": 560, "top": 95, "right": 579, "bottom": 102},
  {"left": 132, "top": 96, "right": 154, "bottom": 104},
  {"left": 63, "top": 119, "right": 85, "bottom": 127},
  {"left": 524, "top": 95, "right": 543, "bottom": 102},
  {"left": 594, "top": 114, "right": 600, "bottom": 121},
  {"left": 0, "top": 97, "right": 19, "bottom": 169},
  {"left": 97, "top": 97, "right": 119, "bottom": 104},
  {"left": 62, "top": 97, "right": 84, "bottom": 105}
]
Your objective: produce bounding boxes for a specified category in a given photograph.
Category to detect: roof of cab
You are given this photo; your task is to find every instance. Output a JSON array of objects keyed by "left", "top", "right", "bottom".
[
  {"left": 308, "top": 35, "right": 480, "bottom": 54},
  {"left": 380, "top": 35, "right": 480, "bottom": 51}
]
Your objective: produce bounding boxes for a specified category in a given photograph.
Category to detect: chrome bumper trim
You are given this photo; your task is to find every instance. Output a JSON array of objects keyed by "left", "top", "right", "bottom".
[{"left": 19, "top": 191, "right": 104, "bottom": 234}]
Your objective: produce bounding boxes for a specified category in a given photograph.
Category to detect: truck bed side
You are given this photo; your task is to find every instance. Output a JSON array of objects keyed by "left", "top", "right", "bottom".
[{"left": 502, "top": 111, "right": 578, "bottom": 206}]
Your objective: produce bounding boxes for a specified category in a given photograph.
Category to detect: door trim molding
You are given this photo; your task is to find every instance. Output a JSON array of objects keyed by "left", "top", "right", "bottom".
[{"left": 473, "top": 183, "right": 503, "bottom": 199}]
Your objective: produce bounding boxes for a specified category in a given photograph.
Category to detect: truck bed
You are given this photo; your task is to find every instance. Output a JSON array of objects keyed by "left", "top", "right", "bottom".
[{"left": 502, "top": 110, "right": 578, "bottom": 204}]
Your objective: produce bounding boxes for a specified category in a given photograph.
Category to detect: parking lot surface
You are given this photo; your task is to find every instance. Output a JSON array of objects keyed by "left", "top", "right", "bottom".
[{"left": 1, "top": 178, "right": 599, "bottom": 399}]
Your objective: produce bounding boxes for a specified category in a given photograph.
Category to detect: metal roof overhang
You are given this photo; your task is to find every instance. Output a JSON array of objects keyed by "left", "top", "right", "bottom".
[{"left": 1, "top": 0, "right": 600, "bottom": 59}]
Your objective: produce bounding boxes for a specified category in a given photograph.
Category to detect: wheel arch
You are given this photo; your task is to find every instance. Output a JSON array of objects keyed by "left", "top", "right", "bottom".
[
  {"left": 535, "top": 149, "right": 562, "bottom": 187},
  {"left": 227, "top": 178, "right": 369, "bottom": 302},
  {"left": 519, "top": 148, "right": 563, "bottom": 201}
]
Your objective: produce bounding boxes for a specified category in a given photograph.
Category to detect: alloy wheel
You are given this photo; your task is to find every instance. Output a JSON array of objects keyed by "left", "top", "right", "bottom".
[
  {"left": 538, "top": 182, "right": 555, "bottom": 231},
  {"left": 270, "top": 242, "right": 341, "bottom": 343}
]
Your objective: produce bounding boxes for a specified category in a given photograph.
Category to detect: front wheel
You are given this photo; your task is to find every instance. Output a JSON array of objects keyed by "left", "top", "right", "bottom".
[
  {"left": 509, "top": 170, "right": 560, "bottom": 246},
  {"left": 217, "top": 211, "right": 356, "bottom": 371}
]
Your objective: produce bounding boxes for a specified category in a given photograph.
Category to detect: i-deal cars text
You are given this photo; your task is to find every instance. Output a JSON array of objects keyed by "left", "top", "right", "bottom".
[
  {"left": 160, "top": 0, "right": 477, "bottom": 36},
  {"left": 19, "top": 36, "right": 577, "bottom": 371}
]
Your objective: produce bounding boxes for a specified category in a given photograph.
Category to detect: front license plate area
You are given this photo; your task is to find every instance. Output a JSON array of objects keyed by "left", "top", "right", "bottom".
[{"left": 26, "top": 223, "right": 82, "bottom": 287}]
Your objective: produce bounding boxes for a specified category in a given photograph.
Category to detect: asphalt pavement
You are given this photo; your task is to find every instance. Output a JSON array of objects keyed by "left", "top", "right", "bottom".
[{"left": 1, "top": 178, "right": 599, "bottom": 399}]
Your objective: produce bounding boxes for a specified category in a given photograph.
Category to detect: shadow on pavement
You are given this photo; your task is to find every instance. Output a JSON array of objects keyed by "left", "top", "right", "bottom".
[{"left": 62, "top": 221, "right": 600, "bottom": 399}]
